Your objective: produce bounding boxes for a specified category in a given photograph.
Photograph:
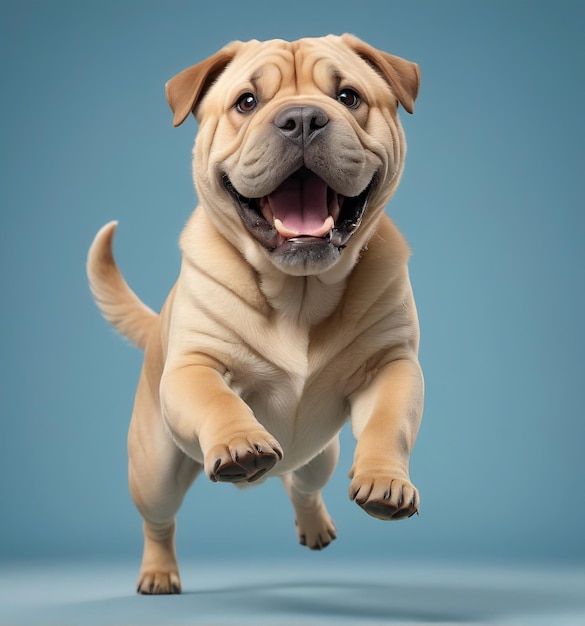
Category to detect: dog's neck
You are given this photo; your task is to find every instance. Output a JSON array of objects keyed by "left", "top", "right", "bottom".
[
  {"left": 180, "top": 207, "right": 408, "bottom": 329},
  {"left": 181, "top": 208, "right": 355, "bottom": 327},
  {"left": 259, "top": 271, "right": 347, "bottom": 327},
  {"left": 259, "top": 213, "right": 412, "bottom": 329},
  {"left": 247, "top": 228, "right": 376, "bottom": 327}
]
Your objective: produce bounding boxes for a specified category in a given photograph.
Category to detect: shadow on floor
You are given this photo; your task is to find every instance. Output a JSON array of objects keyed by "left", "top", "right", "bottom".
[{"left": 6, "top": 570, "right": 585, "bottom": 626}]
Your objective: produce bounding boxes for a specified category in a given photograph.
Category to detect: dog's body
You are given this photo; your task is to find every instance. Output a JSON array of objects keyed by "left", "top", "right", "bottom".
[{"left": 88, "top": 34, "right": 423, "bottom": 594}]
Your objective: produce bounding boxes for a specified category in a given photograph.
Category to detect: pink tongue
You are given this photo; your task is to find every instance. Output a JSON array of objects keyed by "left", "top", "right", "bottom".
[{"left": 267, "top": 173, "right": 329, "bottom": 236}]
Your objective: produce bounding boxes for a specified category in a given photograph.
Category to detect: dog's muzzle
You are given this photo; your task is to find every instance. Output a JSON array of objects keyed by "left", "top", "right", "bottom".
[{"left": 221, "top": 104, "right": 377, "bottom": 272}]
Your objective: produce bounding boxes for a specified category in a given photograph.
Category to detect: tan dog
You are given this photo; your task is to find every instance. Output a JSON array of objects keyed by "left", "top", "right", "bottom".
[{"left": 87, "top": 34, "right": 423, "bottom": 595}]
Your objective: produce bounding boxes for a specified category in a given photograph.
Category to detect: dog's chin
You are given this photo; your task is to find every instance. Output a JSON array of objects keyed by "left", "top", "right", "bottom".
[
  {"left": 268, "top": 237, "right": 342, "bottom": 275},
  {"left": 222, "top": 168, "right": 377, "bottom": 276}
]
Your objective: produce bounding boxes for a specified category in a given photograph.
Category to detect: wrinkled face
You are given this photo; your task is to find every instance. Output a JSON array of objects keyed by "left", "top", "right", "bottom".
[{"left": 188, "top": 36, "right": 414, "bottom": 277}]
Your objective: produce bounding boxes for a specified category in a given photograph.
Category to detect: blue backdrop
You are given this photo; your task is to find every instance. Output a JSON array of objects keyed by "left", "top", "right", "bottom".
[{"left": 1, "top": 0, "right": 583, "bottom": 565}]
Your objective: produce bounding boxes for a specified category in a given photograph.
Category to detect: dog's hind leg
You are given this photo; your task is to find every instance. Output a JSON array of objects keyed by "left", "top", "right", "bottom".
[
  {"left": 128, "top": 366, "right": 201, "bottom": 595},
  {"left": 282, "top": 436, "right": 339, "bottom": 550}
]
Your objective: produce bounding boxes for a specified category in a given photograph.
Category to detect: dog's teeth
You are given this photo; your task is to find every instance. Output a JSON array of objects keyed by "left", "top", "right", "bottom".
[
  {"left": 329, "top": 230, "right": 344, "bottom": 247},
  {"left": 329, "top": 192, "right": 341, "bottom": 222},
  {"left": 321, "top": 215, "right": 335, "bottom": 236},
  {"left": 274, "top": 218, "right": 300, "bottom": 238},
  {"left": 259, "top": 197, "right": 273, "bottom": 224}
]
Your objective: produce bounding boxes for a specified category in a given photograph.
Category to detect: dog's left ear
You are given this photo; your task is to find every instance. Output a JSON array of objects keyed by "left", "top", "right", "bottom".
[
  {"left": 165, "top": 41, "right": 242, "bottom": 127},
  {"left": 341, "top": 34, "right": 420, "bottom": 114}
]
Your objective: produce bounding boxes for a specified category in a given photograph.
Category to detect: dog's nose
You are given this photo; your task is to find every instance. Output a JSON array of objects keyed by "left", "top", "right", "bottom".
[{"left": 274, "top": 106, "right": 329, "bottom": 146}]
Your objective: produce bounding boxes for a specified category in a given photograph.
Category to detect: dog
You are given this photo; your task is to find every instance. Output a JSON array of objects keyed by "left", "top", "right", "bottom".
[{"left": 87, "top": 34, "right": 423, "bottom": 595}]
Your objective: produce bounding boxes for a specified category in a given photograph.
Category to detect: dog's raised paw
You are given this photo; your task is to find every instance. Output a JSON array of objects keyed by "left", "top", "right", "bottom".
[
  {"left": 349, "top": 475, "right": 419, "bottom": 521},
  {"left": 207, "top": 434, "right": 283, "bottom": 483},
  {"left": 212, "top": 449, "right": 277, "bottom": 483}
]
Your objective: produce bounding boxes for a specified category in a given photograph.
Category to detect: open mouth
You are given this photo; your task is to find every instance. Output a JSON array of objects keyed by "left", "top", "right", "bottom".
[{"left": 222, "top": 167, "right": 376, "bottom": 251}]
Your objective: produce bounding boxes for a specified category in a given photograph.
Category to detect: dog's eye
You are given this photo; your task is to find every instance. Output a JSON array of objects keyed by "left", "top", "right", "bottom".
[
  {"left": 337, "top": 88, "right": 361, "bottom": 109},
  {"left": 236, "top": 93, "right": 258, "bottom": 114}
]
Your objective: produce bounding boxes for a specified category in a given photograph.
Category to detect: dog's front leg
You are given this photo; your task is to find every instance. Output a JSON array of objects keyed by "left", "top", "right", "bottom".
[
  {"left": 349, "top": 357, "right": 423, "bottom": 520},
  {"left": 160, "top": 361, "right": 283, "bottom": 483}
]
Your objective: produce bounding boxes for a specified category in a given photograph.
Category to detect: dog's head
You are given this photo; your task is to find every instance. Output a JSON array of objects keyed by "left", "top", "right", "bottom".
[{"left": 166, "top": 34, "right": 419, "bottom": 278}]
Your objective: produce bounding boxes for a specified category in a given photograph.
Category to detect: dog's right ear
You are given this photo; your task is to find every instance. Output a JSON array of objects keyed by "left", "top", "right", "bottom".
[
  {"left": 165, "top": 42, "right": 241, "bottom": 127},
  {"left": 341, "top": 34, "right": 420, "bottom": 115}
]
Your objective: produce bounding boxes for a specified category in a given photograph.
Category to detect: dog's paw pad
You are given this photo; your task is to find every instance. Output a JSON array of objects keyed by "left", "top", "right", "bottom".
[
  {"left": 360, "top": 500, "right": 418, "bottom": 520},
  {"left": 349, "top": 476, "right": 419, "bottom": 521},
  {"left": 208, "top": 435, "right": 283, "bottom": 483},
  {"left": 213, "top": 450, "right": 277, "bottom": 483}
]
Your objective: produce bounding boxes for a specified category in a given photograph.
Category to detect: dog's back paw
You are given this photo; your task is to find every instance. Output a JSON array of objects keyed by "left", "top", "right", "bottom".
[{"left": 137, "top": 570, "right": 181, "bottom": 595}]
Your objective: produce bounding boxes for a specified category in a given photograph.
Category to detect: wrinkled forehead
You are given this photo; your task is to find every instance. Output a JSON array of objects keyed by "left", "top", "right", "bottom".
[{"left": 208, "top": 36, "right": 390, "bottom": 107}]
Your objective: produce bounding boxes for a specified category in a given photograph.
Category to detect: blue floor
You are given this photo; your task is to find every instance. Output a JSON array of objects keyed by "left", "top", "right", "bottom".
[{"left": 1, "top": 560, "right": 584, "bottom": 625}]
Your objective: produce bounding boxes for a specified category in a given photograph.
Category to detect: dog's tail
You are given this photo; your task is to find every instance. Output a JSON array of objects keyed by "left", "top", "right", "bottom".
[{"left": 87, "top": 221, "right": 158, "bottom": 350}]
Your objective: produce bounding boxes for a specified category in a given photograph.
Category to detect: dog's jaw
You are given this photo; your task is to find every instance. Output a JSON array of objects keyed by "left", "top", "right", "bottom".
[{"left": 222, "top": 168, "right": 377, "bottom": 276}]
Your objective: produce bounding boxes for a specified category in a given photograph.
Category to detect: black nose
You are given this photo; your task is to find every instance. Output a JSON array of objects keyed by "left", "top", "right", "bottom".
[{"left": 274, "top": 106, "right": 329, "bottom": 147}]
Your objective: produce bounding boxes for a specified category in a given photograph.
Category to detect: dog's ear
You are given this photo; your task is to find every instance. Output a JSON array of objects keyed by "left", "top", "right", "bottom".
[
  {"left": 341, "top": 34, "right": 420, "bottom": 114},
  {"left": 165, "top": 42, "right": 242, "bottom": 127}
]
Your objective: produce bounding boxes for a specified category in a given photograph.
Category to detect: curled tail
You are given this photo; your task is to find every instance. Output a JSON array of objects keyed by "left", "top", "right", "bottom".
[{"left": 87, "top": 221, "right": 158, "bottom": 350}]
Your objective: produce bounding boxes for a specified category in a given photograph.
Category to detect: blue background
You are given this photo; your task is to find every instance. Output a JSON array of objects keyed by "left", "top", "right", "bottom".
[{"left": 1, "top": 0, "right": 583, "bottom": 567}]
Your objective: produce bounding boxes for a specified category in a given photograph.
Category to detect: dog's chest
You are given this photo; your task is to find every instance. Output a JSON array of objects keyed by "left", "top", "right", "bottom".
[{"left": 227, "top": 316, "right": 362, "bottom": 469}]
